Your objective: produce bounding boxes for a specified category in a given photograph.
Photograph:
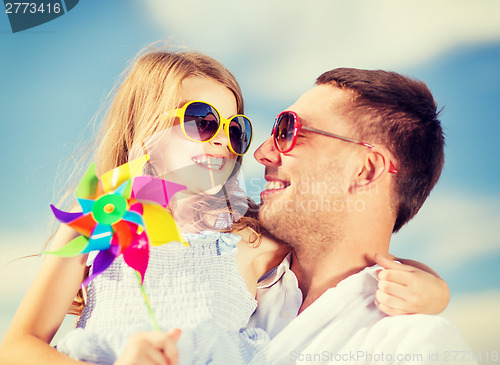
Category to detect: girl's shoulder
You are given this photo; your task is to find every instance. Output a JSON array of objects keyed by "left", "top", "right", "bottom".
[
  {"left": 183, "top": 230, "right": 241, "bottom": 245},
  {"left": 183, "top": 230, "right": 242, "bottom": 256},
  {"left": 232, "top": 228, "right": 291, "bottom": 277}
]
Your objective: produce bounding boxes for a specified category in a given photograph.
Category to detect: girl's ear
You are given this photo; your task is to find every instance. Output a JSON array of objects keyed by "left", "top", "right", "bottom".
[{"left": 352, "top": 147, "right": 393, "bottom": 189}]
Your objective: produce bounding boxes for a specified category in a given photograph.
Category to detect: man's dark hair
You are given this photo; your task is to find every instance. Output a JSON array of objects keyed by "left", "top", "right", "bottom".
[{"left": 316, "top": 68, "right": 444, "bottom": 232}]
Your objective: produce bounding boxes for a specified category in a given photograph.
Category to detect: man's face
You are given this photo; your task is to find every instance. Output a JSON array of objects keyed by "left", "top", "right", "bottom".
[{"left": 254, "top": 85, "right": 360, "bottom": 245}]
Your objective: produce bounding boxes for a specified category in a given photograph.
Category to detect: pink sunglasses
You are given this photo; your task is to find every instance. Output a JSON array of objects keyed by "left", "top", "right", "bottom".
[{"left": 272, "top": 111, "right": 398, "bottom": 174}]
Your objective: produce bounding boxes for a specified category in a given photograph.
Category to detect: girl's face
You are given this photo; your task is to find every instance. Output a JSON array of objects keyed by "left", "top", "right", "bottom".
[{"left": 140, "top": 77, "right": 240, "bottom": 196}]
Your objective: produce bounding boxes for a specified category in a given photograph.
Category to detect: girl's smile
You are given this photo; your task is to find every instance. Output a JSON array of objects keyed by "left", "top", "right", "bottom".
[{"left": 191, "top": 154, "right": 227, "bottom": 171}]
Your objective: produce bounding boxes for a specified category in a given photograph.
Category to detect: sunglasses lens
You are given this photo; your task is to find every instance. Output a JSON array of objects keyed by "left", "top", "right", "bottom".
[
  {"left": 274, "top": 112, "right": 295, "bottom": 152},
  {"left": 183, "top": 102, "right": 220, "bottom": 141},
  {"left": 228, "top": 116, "right": 252, "bottom": 155}
]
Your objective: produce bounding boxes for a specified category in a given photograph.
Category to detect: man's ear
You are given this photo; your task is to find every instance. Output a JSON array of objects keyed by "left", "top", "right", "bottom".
[{"left": 353, "top": 147, "right": 392, "bottom": 188}]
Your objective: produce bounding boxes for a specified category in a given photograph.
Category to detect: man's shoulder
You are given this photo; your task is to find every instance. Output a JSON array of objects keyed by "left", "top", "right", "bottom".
[
  {"left": 377, "top": 312, "right": 455, "bottom": 328},
  {"left": 365, "top": 314, "right": 476, "bottom": 364},
  {"left": 372, "top": 313, "right": 466, "bottom": 341}
]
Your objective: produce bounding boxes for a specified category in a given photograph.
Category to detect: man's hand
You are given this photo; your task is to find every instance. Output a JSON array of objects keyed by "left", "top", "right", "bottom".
[
  {"left": 374, "top": 254, "right": 450, "bottom": 316},
  {"left": 114, "top": 328, "right": 181, "bottom": 365}
]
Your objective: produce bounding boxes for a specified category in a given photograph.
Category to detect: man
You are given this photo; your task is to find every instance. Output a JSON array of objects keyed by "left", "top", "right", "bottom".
[{"left": 250, "top": 68, "right": 475, "bottom": 364}]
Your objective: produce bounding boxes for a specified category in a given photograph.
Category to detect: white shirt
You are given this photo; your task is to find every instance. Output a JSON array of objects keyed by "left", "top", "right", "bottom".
[{"left": 250, "top": 254, "right": 477, "bottom": 365}]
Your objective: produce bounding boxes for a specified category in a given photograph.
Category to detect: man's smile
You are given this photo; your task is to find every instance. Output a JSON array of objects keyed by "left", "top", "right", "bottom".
[{"left": 261, "top": 176, "right": 291, "bottom": 200}]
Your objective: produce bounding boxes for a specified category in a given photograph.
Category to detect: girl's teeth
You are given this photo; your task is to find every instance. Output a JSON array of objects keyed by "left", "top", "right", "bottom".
[
  {"left": 265, "top": 181, "right": 286, "bottom": 190},
  {"left": 193, "top": 157, "right": 224, "bottom": 169}
]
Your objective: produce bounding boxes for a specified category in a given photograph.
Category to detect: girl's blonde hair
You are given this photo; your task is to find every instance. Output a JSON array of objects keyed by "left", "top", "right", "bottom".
[
  {"left": 96, "top": 48, "right": 244, "bottom": 175},
  {"left": 95, "top": 46, "right": 259, "bottom": 228},
  {"left": 68, "top": 46, "right": 262, "bottom": 314}
]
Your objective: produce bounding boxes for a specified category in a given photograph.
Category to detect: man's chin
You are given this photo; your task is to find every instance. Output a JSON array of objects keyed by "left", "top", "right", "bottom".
[{"left": 258, "top": 202, "right": 282, "bottom": 234}]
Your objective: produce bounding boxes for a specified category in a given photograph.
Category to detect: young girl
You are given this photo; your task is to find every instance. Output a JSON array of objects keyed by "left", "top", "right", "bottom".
[{"left": 0, "top": 47, "right": 449, "bottom": 365}]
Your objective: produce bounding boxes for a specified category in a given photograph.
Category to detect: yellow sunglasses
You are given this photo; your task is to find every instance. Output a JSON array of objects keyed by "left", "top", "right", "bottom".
[{"left": 169, "top": 100, "right": 253, "bottom": 156}]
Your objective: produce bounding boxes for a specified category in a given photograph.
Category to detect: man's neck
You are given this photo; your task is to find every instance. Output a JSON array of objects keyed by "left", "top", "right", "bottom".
[{"left": 290, "top": 230, "right": 391, "bottom": 314}]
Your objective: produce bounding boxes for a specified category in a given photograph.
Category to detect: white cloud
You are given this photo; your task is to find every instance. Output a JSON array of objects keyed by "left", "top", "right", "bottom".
[
  {"left": 0, "top": 232, "right": 45, "bottom": 292},
  {"left": 0, "top": 232, "right": 45, "bottom": 340},
  {"left": 144, "top": 0, "right": 500, "bottom": 100},
  {"left": 0, "top": 232, "right": 79, "bottom": 344},
  {"left": 443, "top": 291, "right": 500, "bottom": 355},
  {"left": 391, "top": 191, "right": 500, "bottom": 271}
]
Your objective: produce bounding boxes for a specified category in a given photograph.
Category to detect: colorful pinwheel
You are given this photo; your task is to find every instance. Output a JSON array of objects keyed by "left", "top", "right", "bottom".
[{"left": 45, "top": 156, "right": 187, "bottom": 328}]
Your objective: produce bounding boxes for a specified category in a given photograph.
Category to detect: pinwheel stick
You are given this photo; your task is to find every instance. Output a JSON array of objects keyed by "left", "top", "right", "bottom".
[
  {"left": 209, "top": 168, "right": 215, "bottom": 189},
  {"left": 135, "top": 271, "right": 160, "bottom": 331},
  {"left": 46, "top": 158, "right": 188, "bottom": 332}
]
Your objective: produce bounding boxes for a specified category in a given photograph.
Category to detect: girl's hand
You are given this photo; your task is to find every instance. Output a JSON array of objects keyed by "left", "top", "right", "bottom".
[
  {"left": 114, "top": 328, "right": 181, "bottom": 365},
  {"left": 374, "top": 254, "right": 450, "bottom": 316}
]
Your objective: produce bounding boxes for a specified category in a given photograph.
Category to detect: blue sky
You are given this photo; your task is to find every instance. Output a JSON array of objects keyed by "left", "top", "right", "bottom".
[{"left": 1, "top": 0, "right": 499, "bottom": 354}]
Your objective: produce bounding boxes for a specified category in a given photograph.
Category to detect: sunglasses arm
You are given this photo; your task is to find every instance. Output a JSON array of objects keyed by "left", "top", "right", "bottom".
[
  {"left": 300, "top": 125, "right": 398, "bottom": 174},
  {"left": 300, "top": 125, "right": 367, "bottom": 146},
  {"left": 166, "top": 109, "right": 184, "bottom": 119}
]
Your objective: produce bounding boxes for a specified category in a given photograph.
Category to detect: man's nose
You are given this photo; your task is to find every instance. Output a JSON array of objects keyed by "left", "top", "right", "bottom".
[{"left": 254, "top": 136, "right": 281, "bottom": 166}]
